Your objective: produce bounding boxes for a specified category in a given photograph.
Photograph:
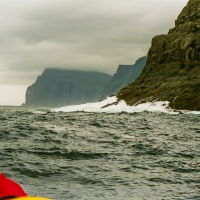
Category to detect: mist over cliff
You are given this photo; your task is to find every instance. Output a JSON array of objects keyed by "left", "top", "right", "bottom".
[
  {"left": 24, "top": 55, "right": 146, "bottom": 108},
  {"left": 24, "top": 0, "right": 199, "bottom": 110},
  {"left": 25, "top": 69, "right": 112, "bottom": 107}
]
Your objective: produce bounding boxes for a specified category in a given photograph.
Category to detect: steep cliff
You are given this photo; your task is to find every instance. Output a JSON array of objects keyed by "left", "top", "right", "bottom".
[
  {"left": 118, "top": 0, "right": 200, "bottom": 111},
  {"left": 25, "top": 69, "right": 112, "bottom": 107},
  {"left": 103, "top": 56, "right": 147, "bottom": 97}
]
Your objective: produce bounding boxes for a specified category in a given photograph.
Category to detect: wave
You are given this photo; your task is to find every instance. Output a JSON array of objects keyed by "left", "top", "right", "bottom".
[{"left": 52, "top": 96, "right": 200, "bottom": 114}]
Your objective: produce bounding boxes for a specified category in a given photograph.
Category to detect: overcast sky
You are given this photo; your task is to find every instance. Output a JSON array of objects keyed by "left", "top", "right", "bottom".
[{"left": 0, "top": 0, "right": 188, "bottom": 105}]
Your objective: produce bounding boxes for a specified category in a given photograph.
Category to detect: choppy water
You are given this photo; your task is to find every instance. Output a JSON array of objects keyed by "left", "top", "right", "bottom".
[{"left": 0, "top": 106, "right": 200, "bottom": 200}]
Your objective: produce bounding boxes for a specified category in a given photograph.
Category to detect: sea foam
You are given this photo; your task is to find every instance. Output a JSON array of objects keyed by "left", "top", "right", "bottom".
[{"left": 52, "top": 96, "right": 183, "bottom": 114}]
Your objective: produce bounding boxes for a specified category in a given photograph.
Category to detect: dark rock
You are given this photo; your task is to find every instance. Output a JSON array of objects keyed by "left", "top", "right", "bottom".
[
  {"left": 25, "top": 69, "right": 112, "bottom": 107},
  {"left": 117, "top": 0, "right": 200, "bottom": 111}
]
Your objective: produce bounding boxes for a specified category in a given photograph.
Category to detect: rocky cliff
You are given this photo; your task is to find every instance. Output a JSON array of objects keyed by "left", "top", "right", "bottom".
[
  {"left": 103, "top": 56, "right": 147, "bottom": 97},
  {"left": 25, "top": 69, "right": 112, "bottom": 107},
  {"left": 118, "top": 0, "right": 200, "bottom": 111}
]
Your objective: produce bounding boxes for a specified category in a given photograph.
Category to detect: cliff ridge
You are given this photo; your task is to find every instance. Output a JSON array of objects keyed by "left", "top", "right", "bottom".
[{"left": 102, "top": 56, "right": 146, "bottom": 97}]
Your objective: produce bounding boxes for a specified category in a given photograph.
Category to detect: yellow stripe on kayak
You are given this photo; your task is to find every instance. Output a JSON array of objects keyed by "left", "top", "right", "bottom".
[{"left": 14, "top": 197, "right": 52, "bottom": 200}]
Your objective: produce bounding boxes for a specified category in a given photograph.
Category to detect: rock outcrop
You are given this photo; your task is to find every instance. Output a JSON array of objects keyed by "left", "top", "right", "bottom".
[
  {"left": 118, "top": 0, "right": 200, "bottom": 111},
  {"left": 102, "top": 56, "right": 147, "bottom": 97},
  {"left": 25, "top": 69, "right": 112, "bottom": 107}
]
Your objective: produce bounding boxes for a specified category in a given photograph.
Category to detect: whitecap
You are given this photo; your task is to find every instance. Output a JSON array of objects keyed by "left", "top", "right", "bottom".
[{"left": 52, "top": 96, "right": 180, "bottom": 114}]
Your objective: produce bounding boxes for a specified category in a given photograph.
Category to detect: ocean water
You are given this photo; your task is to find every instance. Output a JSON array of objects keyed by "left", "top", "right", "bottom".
[{"left": 0, "top": 103, "right": 200, "bottom": 200}]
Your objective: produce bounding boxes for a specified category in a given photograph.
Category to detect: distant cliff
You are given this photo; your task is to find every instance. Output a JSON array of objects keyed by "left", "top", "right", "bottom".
[
  {"left": 25, "top": 69, "right": 112, "bottom": 107},
  {"left": 103, "top": 56, "right": 147, "bottom": 97},
  {"left": 118, "top": 0, "right": 200, "bottom": 111}
]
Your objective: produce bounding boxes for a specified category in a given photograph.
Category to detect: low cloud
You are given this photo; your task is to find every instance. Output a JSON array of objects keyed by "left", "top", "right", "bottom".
[{"left": 0, "top": 0, "right": 188, "bottom": 85}]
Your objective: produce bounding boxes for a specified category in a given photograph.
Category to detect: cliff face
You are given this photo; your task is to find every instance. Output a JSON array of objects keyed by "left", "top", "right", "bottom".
[
  {"left": 25, "top": 69, "right": 112, "bottom": 107},
  {"left": 103, "top": 56, "right": 147, "bottom": 97},
  {"left": 118, "top": 0, "right": 200, "bottom": 111}
]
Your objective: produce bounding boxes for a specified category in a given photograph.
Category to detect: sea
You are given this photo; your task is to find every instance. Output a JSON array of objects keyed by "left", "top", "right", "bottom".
[{"left": 0, "top": 97, "right": 200, "bottom": 200}]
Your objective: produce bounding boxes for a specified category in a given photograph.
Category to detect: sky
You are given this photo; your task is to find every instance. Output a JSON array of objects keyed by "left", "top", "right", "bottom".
[{"left": 0, "top": 0, "right": 188, "bottom": 106}]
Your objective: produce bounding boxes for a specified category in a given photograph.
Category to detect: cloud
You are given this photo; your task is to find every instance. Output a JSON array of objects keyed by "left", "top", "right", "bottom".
[
  {"left": 0, "top": 0, "right": 188, "bottom": 85},
  {"left": 0, "top": 85, "right": 26, "bottom": 106}
]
